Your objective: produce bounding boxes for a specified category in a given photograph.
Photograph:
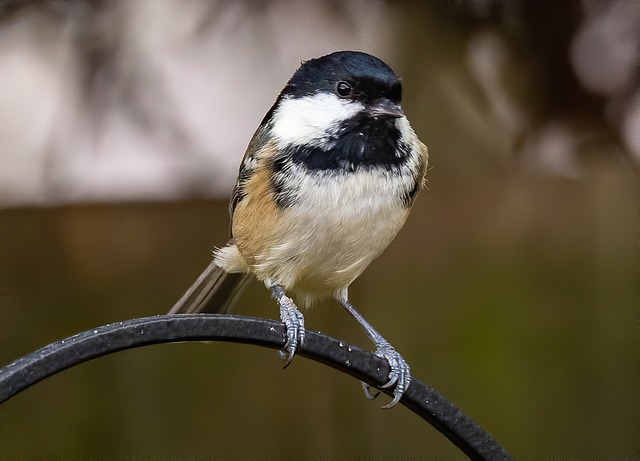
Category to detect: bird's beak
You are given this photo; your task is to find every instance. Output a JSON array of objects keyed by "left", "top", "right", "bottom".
[{"left": 369, "top": 99, "right": 404, "bottom": 119}]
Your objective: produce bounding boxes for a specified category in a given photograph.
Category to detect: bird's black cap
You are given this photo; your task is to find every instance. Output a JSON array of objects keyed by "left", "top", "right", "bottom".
[{"left": 282, "top": 51, "right": 402, "bottom": 104}]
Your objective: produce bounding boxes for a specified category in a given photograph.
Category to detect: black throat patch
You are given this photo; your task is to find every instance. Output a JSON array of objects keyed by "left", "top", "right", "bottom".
[
  {"left": 269, "top": 114, "right": 415, "bottom": 208},
  {"left": 279, "top": 114, "right": 409, "bottom": 173}
]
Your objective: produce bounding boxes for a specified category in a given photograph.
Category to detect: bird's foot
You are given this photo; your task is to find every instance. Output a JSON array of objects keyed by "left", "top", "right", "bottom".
[
  {"left": 362, "top": 340, "right": 411, "bottom": 409},
  {"left": 271, "top": 286, "right": 305, "bottom": 367}
]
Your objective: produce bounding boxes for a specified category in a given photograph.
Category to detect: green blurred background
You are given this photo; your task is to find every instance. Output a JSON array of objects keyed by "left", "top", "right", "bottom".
[{"left": 1, "top": 1, "right": 637, "bottom": 458}]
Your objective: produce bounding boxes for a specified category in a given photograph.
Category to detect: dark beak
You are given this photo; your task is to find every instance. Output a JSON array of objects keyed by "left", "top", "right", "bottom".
[{"left": 368, "top": 99, "right": 404, "bottom": 119}]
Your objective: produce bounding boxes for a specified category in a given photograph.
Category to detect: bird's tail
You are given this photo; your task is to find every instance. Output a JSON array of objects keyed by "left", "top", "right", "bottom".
[{"left": 169, "top": 259, "right": 252, "bottom": 314}]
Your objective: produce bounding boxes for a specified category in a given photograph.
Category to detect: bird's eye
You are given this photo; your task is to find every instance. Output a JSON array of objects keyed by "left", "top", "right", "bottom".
[{"left": 336, "top": 81, "right": 352, "bottom": 97}]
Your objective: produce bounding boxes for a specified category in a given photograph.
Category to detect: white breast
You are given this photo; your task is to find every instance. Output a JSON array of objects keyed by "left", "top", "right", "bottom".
[{"left": 252, "top": 166, "right": 411, "bottom": 304}]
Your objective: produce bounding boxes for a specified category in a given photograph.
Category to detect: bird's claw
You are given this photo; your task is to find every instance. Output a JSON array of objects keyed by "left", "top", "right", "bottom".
[
  {"left": 365, "top": 342, "right": 411, "bottom": 409},
  {"left": 361, "top": 381, "right": 381, "bottom": 400},
  {"left": 277, "top": 293, "right": 305, "bottom": 367}
]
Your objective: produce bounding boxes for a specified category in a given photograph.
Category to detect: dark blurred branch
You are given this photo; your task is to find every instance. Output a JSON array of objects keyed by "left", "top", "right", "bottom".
[
  {"left": 0, "top": 314, "right": 512, "bottom": 461},
  {"left": 0, "top": 0, "right": 33, "bottom": 19}
]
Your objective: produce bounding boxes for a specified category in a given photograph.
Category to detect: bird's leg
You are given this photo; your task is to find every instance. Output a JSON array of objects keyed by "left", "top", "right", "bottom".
[
  {"left": 338, "top": 296, "right": 411, "bottom": 409},
  {"left": 270, "top": 284, "right": 305, "bottom": 367}
]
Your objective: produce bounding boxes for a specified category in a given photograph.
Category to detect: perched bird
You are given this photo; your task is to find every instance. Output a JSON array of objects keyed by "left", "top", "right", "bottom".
[{"left": 170, "top": 51, "right": 428, "bottom": 408}]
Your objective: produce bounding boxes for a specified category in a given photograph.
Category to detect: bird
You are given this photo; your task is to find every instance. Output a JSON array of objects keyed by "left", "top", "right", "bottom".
[{"left": 169, "top": 50, "right": 428, "bottom": 408}]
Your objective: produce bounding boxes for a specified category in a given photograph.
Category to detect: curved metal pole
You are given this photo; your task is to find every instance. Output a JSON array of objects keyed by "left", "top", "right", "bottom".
[{"left": 0, "top": 314, "right": 512, "bottom": 461}]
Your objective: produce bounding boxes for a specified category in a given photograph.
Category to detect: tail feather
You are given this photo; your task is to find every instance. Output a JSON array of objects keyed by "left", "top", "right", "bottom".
[{"left": 169, "top": 260, "right": 252, "bottom": 314}]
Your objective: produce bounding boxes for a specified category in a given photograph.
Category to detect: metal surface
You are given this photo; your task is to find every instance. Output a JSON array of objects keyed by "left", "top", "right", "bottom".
[{"left": 0, "top": 314, "right": 512, "bottom": 460}]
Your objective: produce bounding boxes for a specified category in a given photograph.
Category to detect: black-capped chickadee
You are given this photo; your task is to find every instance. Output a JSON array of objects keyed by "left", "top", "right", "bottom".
[{"left": 170, "top": 51, "right": 428, "bottom": 408}]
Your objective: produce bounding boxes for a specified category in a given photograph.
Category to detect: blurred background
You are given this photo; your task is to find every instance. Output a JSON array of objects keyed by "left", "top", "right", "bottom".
[{"left": 1, "top": 0, "right": 637, "bottom": 458}]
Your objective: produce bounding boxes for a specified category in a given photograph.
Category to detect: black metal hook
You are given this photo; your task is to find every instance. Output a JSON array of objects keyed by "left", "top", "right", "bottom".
[{"left": 0, "top": 314, "right": 512, "bottom": 461}]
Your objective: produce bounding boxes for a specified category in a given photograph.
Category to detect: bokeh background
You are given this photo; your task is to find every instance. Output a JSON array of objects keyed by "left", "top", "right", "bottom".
[{"left": 1, "top": 1, "right": 637, "bottom": 458}]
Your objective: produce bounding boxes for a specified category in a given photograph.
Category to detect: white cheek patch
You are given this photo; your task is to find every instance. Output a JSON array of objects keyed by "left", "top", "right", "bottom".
[{"left": 271, "top": 93, "right": 364, "bottom": 147}]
